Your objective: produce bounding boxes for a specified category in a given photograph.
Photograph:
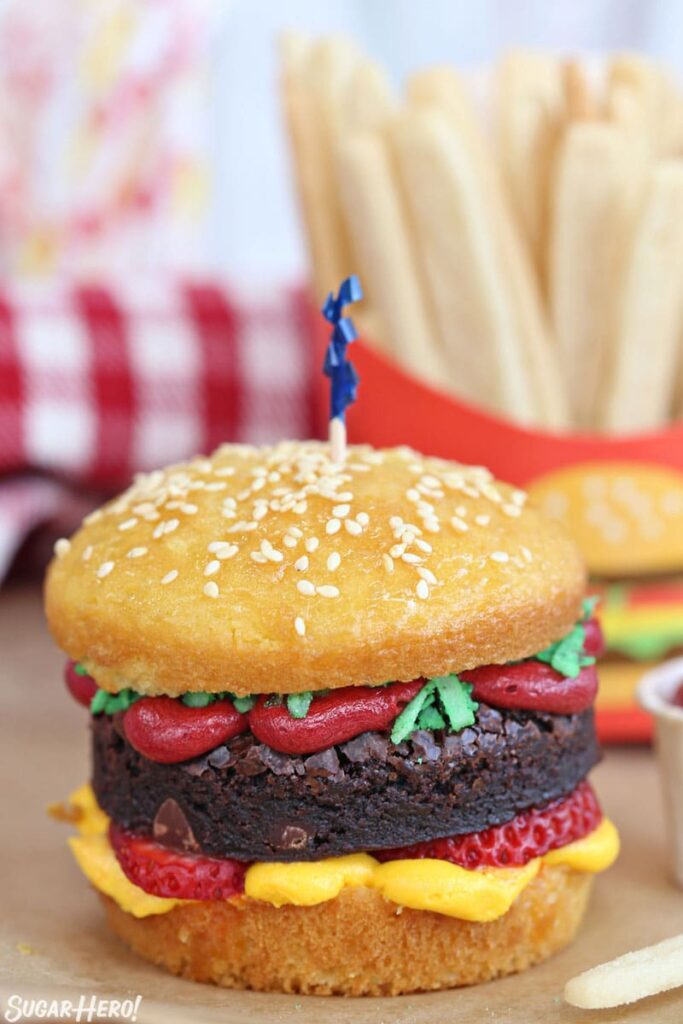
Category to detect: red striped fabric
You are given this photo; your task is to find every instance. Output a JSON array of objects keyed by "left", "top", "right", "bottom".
[{"left": 0, "top": 280, "right": 316, "bottom": 581}]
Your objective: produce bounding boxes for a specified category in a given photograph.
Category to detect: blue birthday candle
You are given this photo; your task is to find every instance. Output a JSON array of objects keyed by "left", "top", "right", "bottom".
[{"left": 322, "top": 275, "right": 363, "bottom": 461}]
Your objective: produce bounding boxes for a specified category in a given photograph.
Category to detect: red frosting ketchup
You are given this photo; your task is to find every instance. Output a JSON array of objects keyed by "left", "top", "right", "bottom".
[
  {"left": 248, "top": 679, "right": 424, "bottom": 755},
  {"left": 123, "top": 696, "right": 248, "bottom": 764},
  {"left": 462, "top": 661, "right": 597, "bottom": 715},
  {"left": 64, "top": 660, "right": 97, "bottom": 707}
]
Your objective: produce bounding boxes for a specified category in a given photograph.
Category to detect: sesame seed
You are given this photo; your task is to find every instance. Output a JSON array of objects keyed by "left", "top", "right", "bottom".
[
  {"left": 333, "top": 504, "right": 350, "bottom": 518},
  {"left": 502, "top": 504, "right": 521, "bottom": 517},
  {"left": 390, "top": 543, "right": 406, "bottom": 558},
  {"left": 208, "top": 541, "right": 227, "bottom": 553},
  {"left": 491, "top": 551, "right": 510, "bottom": 563},
  {"left": 422, "top": 475, "right": 441, "bottom": 488},
  {"left": 305, "top": 537, "right": 319, "bottom": 553},
  {"left": 402, "top": 552, "right": 422, "bottom": 564},
  {"left": 417, "top": 567, "right": 438, "bottom": 584},
  {"left": 475, "top": 514, "right": 490, "bottom": 526},
  {"left": 415, "top": 539, "right": 432, "bottom": 553},
  {"left": 390, "top": 516, "right": 403, "bottom": 530},
  {"left": 283, "top": 535, "right": 297, "bottom": 548},
  {"left": 512, "top": 489, "right": 527, "bottom": 506},
  {"left": 293, "top": 501, "right": 307, "bottom": 514},
  {"left": 294, "top": 616, "right": 306, "bottom": 637},
  {"left": 161, "top": 570, "right": 178, "bottom": 585},
  {"left": 82, "top": 545, "right": 93, "bottom": 562},
  {"left": 344, "top": 519, "right": 362, "bottom": 536},
  {"left": 336, "top": 492, "right": 354, "bottom": 501},
  {"left": 520, "top": 546, "right": 533, "bottom": 563},
  {"left": 204, "top": 560, "right": 220, "bottom": 576},
  {"left": 181, "top": 503, "right": 198, "bottom": 515},
  {"left": 203, "top": 581, "right": 219, "bottom": 598},
  {"left": 54, "top": 538, "right": 70, "bottom": 558},
  {"left": 327, "top": 552, "right": 341, "bottom": 571},
  {"left": 253, "top": 506, "right": 267, "bottom": 521},
  {"left": 217, "top": 544, "right": 238, "bottom": 560},
  {"left": 383, "top": 554, "right": 394, "bottom": 572},
  {"left": 297, "top": 580, "right": 315, "bottom": 596},
  {"left": 250, "top": 552, "right": 267, "bottom": 563},
  {"left": 416, "top": 579, "right": 429, "bottom": 600},
  {"left": 295, "top": 556, "right": 309, "bottom": 571},
  {"left": 205, "top": 481, "right": 227, "bottom": 492},
  {"left": 317, "top": 585, "right": 340, "bottom": 598},
  {"left": 356, "top": 512, "right": 369, "bottom": 526},
  {"left": 118, "top": 518, "right": 138, "bottom": 531},
  {"left": 287, "top": 526, "right": 304, "bottom": 538},
  {"left": 326, "top": 518, "right": 341, "bottom": 535},
  {"left": 423, "top": 518, "right": 440, "bottom": 533},
  {"left": 127, "top": 547, "right": 147, "bottom": 558},
  {"left": 153, "top": 522, "right": 165, "bottom": 539},
  {"left": 97, "top": 561, "right": 114, "bottom": 579},
  {"left": 451, "top": 516, "right": 468, "bottom": 532},
  {"left": 406, "top": 488, "right": 420, "bottom": 502}
]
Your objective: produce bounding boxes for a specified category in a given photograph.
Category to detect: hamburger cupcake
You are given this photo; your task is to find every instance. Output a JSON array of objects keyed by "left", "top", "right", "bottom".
[{"left": 46, "top": 440, "right": 618, "bottom": 996}]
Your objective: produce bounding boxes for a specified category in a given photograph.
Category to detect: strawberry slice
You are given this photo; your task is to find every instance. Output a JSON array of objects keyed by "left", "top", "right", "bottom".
[
  {"left": 109, "top": 823, "right": 247, "bottom": 900},
  {"left": 376, "top": 781, "right": 602, "bottom": 869}
]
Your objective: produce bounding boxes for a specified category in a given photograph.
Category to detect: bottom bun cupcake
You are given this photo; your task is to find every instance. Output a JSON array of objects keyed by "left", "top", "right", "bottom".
[{"left": 101, "top": 867, "right": 592, "bottom": 996}]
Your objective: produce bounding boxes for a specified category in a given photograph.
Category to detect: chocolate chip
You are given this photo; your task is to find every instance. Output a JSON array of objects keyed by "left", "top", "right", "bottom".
[
  {"left": 410, "top": 730, "right": 441, "bottom": 762},
  {"left": 234, "top": 746, "right": 268, "bottom": 776},
  {"left": 276, "top": 824, "right": 310, "bottom": 850},
  {"left": 257, "top": 746, "right": 295, "bottom": 776},
  {"left": 207, "top": 746, "right": 233, "bottom": 769},
  {"left": 304, "top": 748, "right": 339, "bottom": 776},
  {"left": 152, "top": 798, "right": 200, "bottom": 853},
  {"left": 340, "top": 732, "right": 389, "bottom": 763}
]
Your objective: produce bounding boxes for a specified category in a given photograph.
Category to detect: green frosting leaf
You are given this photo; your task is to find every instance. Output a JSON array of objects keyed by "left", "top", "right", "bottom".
[
  {"left": 90, "top": 687, "right": 140, "bottom": 715},
  {"left": 74, "top": 663, "right": 90, "bottom": 677},
  {"left": 232, "top": 694, "right": 256, "bottom": 714},
  {"left": 535, "top": 622, "right": 594, "bottom": 679},
  {"left": 90, "top": 688, "right": 109, "bottom": 715},
  {"left": 391, "top": 675, "right": 478, "bottom": 743},
  {"left": 432, "top": 675, "right": 478, "bottom": 731},
  {"left": 181, "top": 692, "right": 213, "bottom": 708},
  {"left": 391, "top": 680, "right": 436, "bottom": 743},
  {"left": 287, "top": 692, "right": 313, "bottom": 719},
  {"left": 417, "top": 705, "right": 446, "bottom": 730}
]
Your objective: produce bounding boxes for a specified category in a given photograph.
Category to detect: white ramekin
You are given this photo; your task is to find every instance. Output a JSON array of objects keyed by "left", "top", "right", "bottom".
[{"left": 638, "top": 656, "right": 683, "bottom": 888}]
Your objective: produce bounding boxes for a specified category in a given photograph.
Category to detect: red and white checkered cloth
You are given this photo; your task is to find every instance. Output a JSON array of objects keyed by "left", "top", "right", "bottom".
[{"left": 0, "top": 280, "right": 317, "bottom": 581}]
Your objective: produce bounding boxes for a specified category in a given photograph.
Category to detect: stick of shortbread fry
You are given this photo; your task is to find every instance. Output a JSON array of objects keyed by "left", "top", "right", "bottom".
[
  {"left": 280, "top": 35, "right": 358, "bottom": 301},
  {"left": 334, "top": 64, "right": 448, "bottom": 385},
  {"left": 601, "top": 161, "right": 683, "bottom": 433},
  {"left": 335, "top": 132, "right": 448, "bottom": 387},
  {"left": 496, "top": 51, "right": 566, "bottom": 284},
  {"left": 409, "top": 67, "right": 568, "bottom": 428},
  {"left": 548, "top": 121, "right": 646, "bottom": 430},
  {"left": 565, "top": 932, "right": 683, "bottom": 1008},
  {"left": 392, "top": 104, "right": 541, "bottom": 424},
  {"left": 562, "top": 59, "right": 598, "bottom": 121}
]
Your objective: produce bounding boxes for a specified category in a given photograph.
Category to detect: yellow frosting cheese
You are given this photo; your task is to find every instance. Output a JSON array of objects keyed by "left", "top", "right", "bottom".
[{"left": 61, "top": 785, "right": 620, "bottom": 922}]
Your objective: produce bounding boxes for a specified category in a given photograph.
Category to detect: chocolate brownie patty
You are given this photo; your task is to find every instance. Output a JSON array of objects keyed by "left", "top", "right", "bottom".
[{"left": 92, "top": 703, "right": 599, "bottom": 861}]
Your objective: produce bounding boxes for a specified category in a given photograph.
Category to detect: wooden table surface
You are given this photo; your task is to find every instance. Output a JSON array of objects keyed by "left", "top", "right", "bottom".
[{"left": 2, "top": 584, "right": 682, "bottom": 1023}]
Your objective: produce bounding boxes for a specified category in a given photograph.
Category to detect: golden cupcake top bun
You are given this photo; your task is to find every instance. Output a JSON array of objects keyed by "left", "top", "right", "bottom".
[
  {"left": 45, "top": 442, "right": 585, "bottom": 696},
  {"left": 528, "top": 462, "right": 683, "bottom": 577}
]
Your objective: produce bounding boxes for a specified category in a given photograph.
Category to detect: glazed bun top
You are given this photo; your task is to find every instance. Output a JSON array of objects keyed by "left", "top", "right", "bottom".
[{"left": 45, "top": 442, "right": 585, "bottom": 696}]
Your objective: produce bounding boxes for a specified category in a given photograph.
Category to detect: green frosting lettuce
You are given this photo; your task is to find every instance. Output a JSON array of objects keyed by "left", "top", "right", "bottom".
[
  {"left": 90, "top": 688, "right": 141, "bottom": 715},
  {"left": 534, "top": 597, "right": 598, "bottom": 679},
  {"left": 391, "top": 675, "right": 478, "bottom": 744},
  {"left": 286, "top": 691, "right": 313, "bottom": 718}
]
